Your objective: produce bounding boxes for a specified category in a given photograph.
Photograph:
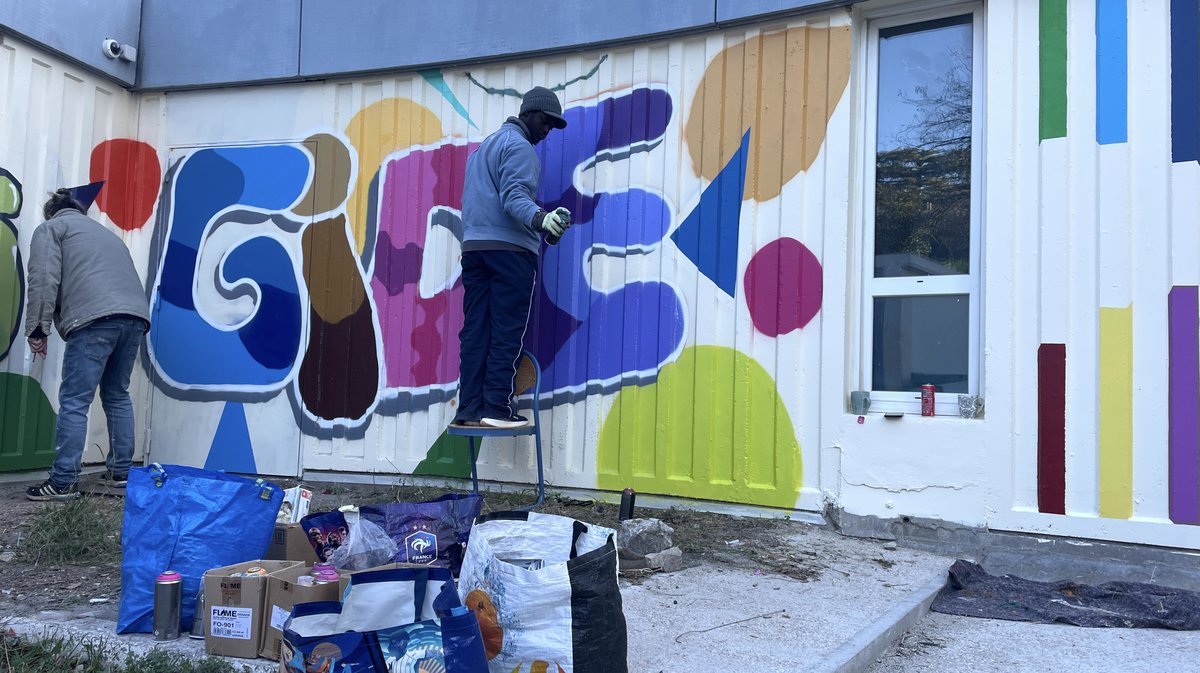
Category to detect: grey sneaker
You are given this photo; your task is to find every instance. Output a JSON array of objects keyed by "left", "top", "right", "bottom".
[
  {"left": 99, "top": 471, "right": 128, "bottom": 488},
  {"left": 25, "top": 480, "right": 80, "bottom": 501}
]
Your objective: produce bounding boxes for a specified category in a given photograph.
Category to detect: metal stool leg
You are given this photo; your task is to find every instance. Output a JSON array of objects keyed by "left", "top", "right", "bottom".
[{"left": 468, "top": 436, "right": 479, "bottom": 494}]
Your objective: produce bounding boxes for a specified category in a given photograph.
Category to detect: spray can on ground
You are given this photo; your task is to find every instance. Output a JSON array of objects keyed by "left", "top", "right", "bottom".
[
  {"left": 154, "top": 570, "right": 183, "bottom": 641},
  {"left": 312, "top": 568, "right": 340, "bottom": 585},
  {"left": 619, "top": 488, "right": 636, "bottom": 521},
  {"left": 188, "top": 574, "right": 206, "bottom": 640}
]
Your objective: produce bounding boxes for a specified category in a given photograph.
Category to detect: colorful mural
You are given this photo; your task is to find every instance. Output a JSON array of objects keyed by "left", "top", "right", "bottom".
[
  {"left": 89, "top": 139, "right": 162, "bottom": 231},
  {"left": 0, "top": 167, "right": 57, "bottom": 472},
  {"left": 136, "top": 23, "right": 851, "bottom": 504},
  {"left": 4, "top": 2, "right": 1196, "bottom": 549},
  {"left": 0, "top": 168, "right": 25, "bottom": 361},
  {"left": 596, "top": 346, "right": 802, "bottom": 508},
  {"left": 1034, "top": 1, "right": 1200, "bottom": 525}
]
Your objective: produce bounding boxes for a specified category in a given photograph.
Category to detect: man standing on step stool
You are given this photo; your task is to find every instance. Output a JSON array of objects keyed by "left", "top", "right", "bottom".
[{"left": 453, "top": 86, "right": 571, "bottom": 430}]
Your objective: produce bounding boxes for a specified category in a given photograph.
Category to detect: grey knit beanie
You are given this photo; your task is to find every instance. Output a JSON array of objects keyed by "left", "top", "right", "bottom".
[{"left": 520, "top": 86, "right": 568, "bottom": 128}]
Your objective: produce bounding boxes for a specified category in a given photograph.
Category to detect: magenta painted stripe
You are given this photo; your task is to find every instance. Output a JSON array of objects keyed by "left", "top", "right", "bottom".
[{"left": 1169, "top": 286, "right": 1200, "bottom": 524}]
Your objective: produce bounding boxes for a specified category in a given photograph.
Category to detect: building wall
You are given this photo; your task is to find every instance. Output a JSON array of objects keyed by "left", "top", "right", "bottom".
[
  {"left": 823, "top": 0, "right": 1200, "bottom": 550},
  {"left": 3, "top": 0, "right": 1199, "bottom": 551},
  {"left": 141, "top": 13, "right": 851, "bottom": 511},
  {"left": 137, "top": 0, "right": 845, "bottom": 89},
  {"left": 0, "top": 33, "right": 161, "bottom": 470},
  {"left": 0, "top": 0, "right": 141, "bottom": 87}
]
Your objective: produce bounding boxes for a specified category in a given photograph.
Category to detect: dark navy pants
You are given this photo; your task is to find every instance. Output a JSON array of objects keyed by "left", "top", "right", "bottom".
[{"left": 457, "top": 249, "right": 537, "bottom": 421}]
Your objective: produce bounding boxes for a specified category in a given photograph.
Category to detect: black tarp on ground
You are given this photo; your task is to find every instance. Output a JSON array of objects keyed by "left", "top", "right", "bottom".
[{"left": 932, "top": 560, "right": 1200, "bottom": 629}]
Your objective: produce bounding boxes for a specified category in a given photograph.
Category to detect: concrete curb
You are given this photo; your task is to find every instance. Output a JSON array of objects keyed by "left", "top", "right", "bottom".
[
  {"left": 4, "top": 613, "right": 276, "bottom": 672},
  {"left": 805, "top": 571, "right": 948, "bottom": 673}
]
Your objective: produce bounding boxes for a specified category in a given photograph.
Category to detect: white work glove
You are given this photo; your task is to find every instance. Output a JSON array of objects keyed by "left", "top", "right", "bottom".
[{"left": 539, "top": 207, "right": 572, "bottom": 238}]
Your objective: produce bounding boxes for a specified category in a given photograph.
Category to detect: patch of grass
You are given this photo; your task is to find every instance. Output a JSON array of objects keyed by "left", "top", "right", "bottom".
[
  {"left": 15, "top": 498, "right": 122, "bottom": 566},
  {"left": 0, "top": 630, "right": 254, "bottom": 673},
  {"left": 0, "top": 629, "right": 108, "bottom": 673}
]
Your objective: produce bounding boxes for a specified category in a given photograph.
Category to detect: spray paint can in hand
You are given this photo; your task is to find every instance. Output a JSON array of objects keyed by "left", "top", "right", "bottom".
[
  {"left": 545, "top": 207, "right": 573, "bottom": 245},
  {"left": 154, "top": 570, "right": 183, "bottom": 641}
]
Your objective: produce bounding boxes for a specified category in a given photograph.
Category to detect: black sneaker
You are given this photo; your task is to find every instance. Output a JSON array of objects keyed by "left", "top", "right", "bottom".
[
  {"left": 481, "top": 414, "right": 529, "bottom": 429},
  {"left": 25, "top": 480, "right": 80, "bottom": 501},
  {"left": 99, "top": 471, "right": 128, "bottom": 488}
]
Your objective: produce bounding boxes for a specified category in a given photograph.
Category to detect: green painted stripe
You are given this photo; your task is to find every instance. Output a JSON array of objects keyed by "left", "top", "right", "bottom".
[{"left": 1040, "top": 0, "right": 1069, "bottom": 140}]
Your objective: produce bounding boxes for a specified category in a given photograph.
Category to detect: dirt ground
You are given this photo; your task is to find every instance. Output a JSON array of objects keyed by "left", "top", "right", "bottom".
[{"left": 0, "top": 476, "right": 845, "bottom": 617}]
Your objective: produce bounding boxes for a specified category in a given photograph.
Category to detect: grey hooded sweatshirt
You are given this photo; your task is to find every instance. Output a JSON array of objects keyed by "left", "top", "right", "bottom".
[{"left": 24, "top": 208, "right": 149, "bottom": 339}]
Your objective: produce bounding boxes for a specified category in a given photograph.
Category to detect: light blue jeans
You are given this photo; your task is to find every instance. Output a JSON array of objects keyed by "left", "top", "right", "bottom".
[{"left": 49, "top": 315, "right": 146, "bottom": 488}]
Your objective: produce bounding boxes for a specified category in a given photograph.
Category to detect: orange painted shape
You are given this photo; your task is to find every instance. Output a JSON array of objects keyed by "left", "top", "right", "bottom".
[
  {"left": 343, "top": 98, "right": 443, "bottom": 255},
  {"left": 685, "top": 25, "right": 852, "bottom": 201}
]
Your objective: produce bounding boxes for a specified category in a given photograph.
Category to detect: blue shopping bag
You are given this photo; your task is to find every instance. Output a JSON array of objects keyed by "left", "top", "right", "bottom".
[
  {"left": 116, "top": 463, "right": 283, "bottom": 633},
  {"left": 282, "top": 566, "right": 489, "bottom": 673},
  {"left": 361, "top": 492, "right": 483, "bottom": 574}
]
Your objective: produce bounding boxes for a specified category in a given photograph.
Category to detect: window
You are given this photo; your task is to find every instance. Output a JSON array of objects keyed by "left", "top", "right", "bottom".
[{"left": 860, "top": 5, "right": 983, "bottom": 415}]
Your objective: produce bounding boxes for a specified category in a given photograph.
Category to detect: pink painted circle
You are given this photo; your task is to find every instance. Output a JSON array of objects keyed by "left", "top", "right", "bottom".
[{"left": 744, "top": 237, "right": 822, "bottom": 337}]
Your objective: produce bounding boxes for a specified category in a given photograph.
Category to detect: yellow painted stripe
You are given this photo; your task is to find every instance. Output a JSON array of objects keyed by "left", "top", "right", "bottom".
[{"left": 1098, "top": 305, "right": 1133, "bottom": 518}]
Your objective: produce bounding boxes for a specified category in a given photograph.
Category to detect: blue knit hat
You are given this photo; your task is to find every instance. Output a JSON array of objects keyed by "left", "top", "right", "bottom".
[{"left": 520, "top": 86, "right": 567, "bottom": 129}]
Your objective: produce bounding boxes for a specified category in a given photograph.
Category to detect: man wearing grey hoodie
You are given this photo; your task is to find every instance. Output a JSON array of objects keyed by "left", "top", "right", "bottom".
[
  {"left": 454, "top": 86, "right": 571, "bottom": 429},
  {"left": 24, "top": 188, "right": 150, "bottom": 501}
]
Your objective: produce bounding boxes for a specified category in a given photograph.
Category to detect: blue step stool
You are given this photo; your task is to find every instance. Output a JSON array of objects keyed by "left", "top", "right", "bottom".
[{"left": 446, "top": 349, "right": 545, "bottom": 509}]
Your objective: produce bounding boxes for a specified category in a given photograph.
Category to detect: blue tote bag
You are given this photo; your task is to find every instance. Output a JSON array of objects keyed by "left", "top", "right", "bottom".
[
  {"left": 282, "top": 566, "right": 489, "bottom": 673},
  {"left": 360, "top": 492, "right": 484, "bottom": 573},
  {"left": 116, "top": 463, "right": 283, "bottom": 633}
]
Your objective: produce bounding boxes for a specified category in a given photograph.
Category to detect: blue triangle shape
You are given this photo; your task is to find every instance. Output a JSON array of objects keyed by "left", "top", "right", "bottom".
[
  {"left": 204, "top": 402, "right": 258, "bottom": 474},
  {"left": 672, "top": 129, "right": 750, "bottom": 297}
]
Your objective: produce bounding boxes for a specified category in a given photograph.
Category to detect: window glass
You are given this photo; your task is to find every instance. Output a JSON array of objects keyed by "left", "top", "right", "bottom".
[
  {"left": 874, "top": 16, "right": 973, "bottom": 278},
  {"left": 872, "top": 295, "right": 969, "bottom": 393}
]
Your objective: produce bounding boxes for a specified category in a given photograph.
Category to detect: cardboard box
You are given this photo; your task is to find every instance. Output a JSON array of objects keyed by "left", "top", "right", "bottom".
[
  {"left": 266, "top": 522, "right": 321, "bottom": 564},
  {"left": 203, "top": 560, "right": 302, "bottom": 659},
  {"left": 259, "top": 564, "right": 341, "bottom": 660}
]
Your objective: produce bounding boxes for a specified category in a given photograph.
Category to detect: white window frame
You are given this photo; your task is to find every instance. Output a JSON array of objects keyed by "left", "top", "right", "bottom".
[{"left": 856, "top": 1, "right": 986, "bottom": 416}]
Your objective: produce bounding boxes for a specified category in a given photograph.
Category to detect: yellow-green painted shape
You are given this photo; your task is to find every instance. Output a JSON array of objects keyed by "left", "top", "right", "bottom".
[
  {"left": 0, "top": 223, "right": 21, "bottom": 358},
  {"left": 597, "top": 346, "right": 801, "bottom": 508},
  {"left": 1099, "top": 305, "right": 1133, "bottom": 519},
  {"left": 0, "top": 176, "right": 19, "bottom": 217}
]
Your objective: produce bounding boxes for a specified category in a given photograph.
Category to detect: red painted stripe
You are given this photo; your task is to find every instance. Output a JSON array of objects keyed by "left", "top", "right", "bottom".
[{"left": 1038, "top": 344, "right": 1067, "bottom": 514}]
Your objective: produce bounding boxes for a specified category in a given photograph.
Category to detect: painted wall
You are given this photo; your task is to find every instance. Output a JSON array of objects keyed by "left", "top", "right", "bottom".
[
  {"left": 825, "top": 0, "right": 1200, "bottom": 551},
  {"left": 0, "top": 33, "right": 161, "bottom": 472},
  {"left": 144, "top": 15, "right": 849, "bottom": 509},
  {"left": 0, "top": 0, "right": 140, "bottom": 87},
  {"left": 4, "top": 0, "right": 1199, "bottom": 552}
]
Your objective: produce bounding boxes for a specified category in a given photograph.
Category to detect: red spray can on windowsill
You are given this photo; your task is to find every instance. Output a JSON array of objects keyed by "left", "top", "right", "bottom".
[{"left": 920, "top": 384, "right": 936, "bottom": 417}]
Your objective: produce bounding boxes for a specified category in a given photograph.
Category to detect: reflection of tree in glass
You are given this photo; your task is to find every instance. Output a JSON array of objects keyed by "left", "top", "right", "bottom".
[{"left": 875, "top": 49, "right": 972, "bottom": 277}]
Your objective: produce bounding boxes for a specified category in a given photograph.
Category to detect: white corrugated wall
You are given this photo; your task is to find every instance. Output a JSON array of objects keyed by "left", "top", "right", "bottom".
[{"left": 0, "top": 33, "right": 159, "bottom": 473}]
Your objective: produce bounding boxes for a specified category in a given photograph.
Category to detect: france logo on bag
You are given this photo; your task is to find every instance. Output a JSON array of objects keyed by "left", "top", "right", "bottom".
[{"left": 406, "top": 530, "right": 438, "bottom": 565}]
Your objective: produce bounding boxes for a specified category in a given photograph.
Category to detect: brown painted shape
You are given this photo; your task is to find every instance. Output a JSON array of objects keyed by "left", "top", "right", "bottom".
[
  {"left": 295, "top": 133, "right": 352, "bottom": 217},
  {"left": 302, "top": 215, "right": 366, "bottom": 324},
  {"left": 685, "top": 25, "right": 852, "bottom": 201},
  {"left": 298, "top": 299, "right": 379, "bottom": 422}
]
